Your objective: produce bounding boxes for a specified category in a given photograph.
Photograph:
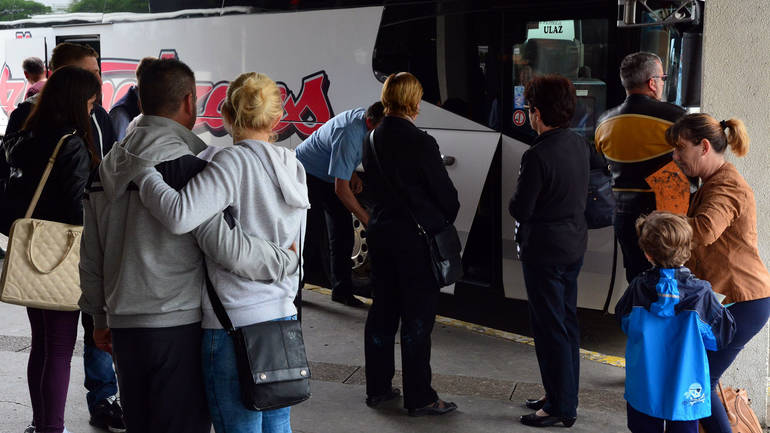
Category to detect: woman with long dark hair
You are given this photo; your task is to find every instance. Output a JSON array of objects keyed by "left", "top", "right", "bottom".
[
  {"left": 667, "top": 113, "right": 770, "bottom": 433},
  {"left": 3, "top": 65, "right": 101, "bottom": 433}
]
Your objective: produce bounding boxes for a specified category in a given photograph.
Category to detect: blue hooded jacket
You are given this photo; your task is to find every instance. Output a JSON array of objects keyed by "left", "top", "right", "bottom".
[{"left": 615, "top": 267, "right": 735, "bottom": 421}]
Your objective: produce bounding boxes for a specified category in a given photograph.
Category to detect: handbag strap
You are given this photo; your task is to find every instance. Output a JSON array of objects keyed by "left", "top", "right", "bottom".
[
  {"left": 205, "top": 226, "right": 303, "bottom": 335},
  {"left": 24, "top": 132, "right": 76, "bottom": 219},
  {"left": 366, "top": 130, "right": 427, "bottom": 235},
  {"left": 717, "top": 381, "right": 730, "bottom": 413}
]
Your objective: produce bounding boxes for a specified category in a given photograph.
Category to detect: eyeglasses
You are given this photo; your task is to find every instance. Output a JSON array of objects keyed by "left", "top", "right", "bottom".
[
  {"left": 523, "top": 104, "right": 534, "bottom": 112},
  {"left": 649, "top": 74, "right": 668, "bottom": 82}
]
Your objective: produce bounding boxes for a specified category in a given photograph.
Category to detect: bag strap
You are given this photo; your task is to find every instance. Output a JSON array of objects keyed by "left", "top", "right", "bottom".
[
  {"left": 717, "top": 381, "right": 730, "bottom": 413},
  {"left": 24, "top": 132, "right": 76, "bottom": 219},
  {"left": 204, "top": 226, "right": 303, "bottom": 335},
  {"left": 366, "top": 130, "right": 426, "bottom": 235}
]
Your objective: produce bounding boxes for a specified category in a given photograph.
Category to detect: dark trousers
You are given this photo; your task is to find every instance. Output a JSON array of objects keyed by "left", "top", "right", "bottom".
[
  {"left": 522, "top": 259, "right": 582, "bottom": 418},
  {"left": 700, "top": 297, "right": 770, "bottom": 433},
  {"left": 614, "top": 193, "right": 656, "bottom": 284},
  {"left": 627, "top": 403, "right": 698, "bottom": 433},
  {"left": 614, "top": 211, "right": 652, "bottom": 284},
  {"left": 81, "top": 312, "right": 119, "bottom": 412},
  {"left": 27, "top": 307, "right": 79, "bottom": 433},
  {"left": 364, "top": 228, "right": 439, "bottom": 409},
  {"left": 306, "top": 173, "right": 354, "bottom": 297},
  {"left": 112, "top": 323, "right": 211, "bottom": 433}
]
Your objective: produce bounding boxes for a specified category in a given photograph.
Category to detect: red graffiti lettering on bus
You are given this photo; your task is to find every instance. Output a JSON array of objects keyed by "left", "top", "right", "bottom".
[
  {"left": 0, "top": 64, "right": 28, "bottom": 118},
  {"left": 3, "top": 51, "right": 334, "bottom": 142}
]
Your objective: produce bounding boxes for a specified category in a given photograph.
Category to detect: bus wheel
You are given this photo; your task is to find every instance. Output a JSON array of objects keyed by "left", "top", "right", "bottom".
[{"left": 351, "top": 214, "right": 372, "bottom": 295}]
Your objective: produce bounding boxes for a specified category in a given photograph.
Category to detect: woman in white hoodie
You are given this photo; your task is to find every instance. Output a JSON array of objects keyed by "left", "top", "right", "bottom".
[{"left": 135, "top": 72, "right": 309, "bottom": 433}]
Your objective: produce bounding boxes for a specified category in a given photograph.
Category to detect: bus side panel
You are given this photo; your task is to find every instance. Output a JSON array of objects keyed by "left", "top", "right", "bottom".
[
  {"left": 500, "top": 135, "right": 626, "bottom": 310},
  {"left": 95, "top": 7, "right": 386, "bottom": 148}
]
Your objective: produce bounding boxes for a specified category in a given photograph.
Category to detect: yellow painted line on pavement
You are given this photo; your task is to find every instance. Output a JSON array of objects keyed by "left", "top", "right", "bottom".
[{"left": 303, "top": 285, "right": 626, "bottom": 369}]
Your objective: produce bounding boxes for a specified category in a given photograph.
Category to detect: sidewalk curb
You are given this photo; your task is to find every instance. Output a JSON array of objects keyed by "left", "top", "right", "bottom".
[{"left": 303, "top": 285, "right": 627, "bottom": 369}]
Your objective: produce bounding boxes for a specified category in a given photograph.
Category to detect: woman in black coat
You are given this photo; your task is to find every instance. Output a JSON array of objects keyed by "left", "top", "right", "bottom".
[
  {"left": 362, "top": 72, "right": 460, "bottom": 417},
  {"left": 509, "top": 75, "right": 590, "bottom": 428},
  {"left": 2, "top": 65, "right": 101, "bottom": 433}
]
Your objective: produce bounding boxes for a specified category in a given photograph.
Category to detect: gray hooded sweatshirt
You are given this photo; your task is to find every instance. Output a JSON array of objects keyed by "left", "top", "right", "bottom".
[
  {"left": 79, "top": 116, "right": 298, "bottom": 329},
  {"left": 136, "top": 139, "right": 310, "bottom": 328}
]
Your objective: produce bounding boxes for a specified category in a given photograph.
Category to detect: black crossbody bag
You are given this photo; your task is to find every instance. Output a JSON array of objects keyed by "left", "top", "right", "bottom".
[
  {"left": 205, "top": 230, "right": 311, "bottom": 411},
  {"left": 366, "top": 130, "right": 463, "bottom": 287}
]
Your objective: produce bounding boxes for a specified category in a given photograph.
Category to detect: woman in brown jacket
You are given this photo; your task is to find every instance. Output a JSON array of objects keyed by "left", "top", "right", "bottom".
[{"left": 667, "top": 113, "right": 770, "bottom": 433}]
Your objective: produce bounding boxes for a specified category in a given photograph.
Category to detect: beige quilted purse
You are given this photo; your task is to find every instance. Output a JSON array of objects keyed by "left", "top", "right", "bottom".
[{"left": 0, "top": 132, "right": 83, "bottom": 311}]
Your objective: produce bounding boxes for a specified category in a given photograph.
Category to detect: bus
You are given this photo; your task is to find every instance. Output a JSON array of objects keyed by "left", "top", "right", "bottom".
[{"left": 0, "top": 0, "right": 704, "bottom": 325}]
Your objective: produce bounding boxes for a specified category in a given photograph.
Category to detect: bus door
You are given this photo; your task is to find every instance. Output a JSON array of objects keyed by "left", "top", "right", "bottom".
[{"left": 502, "top": 15, "right": 621, "bottom": 310}]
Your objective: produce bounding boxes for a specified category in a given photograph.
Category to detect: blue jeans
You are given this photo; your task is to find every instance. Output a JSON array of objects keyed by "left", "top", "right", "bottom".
[
  {"left": 81, "top": 312, "right": 118, "bottom": 412},
  {"left": 700, "top": 297, "right": 770, "bottom": 433},
  {"left": 202, "top": 316, "right": 295, "bottom": 433}
]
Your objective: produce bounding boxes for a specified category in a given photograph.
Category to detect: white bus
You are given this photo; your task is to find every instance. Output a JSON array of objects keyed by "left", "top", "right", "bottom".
[{"left": 0, "top": 0, "right": 703, "bottom": 324}]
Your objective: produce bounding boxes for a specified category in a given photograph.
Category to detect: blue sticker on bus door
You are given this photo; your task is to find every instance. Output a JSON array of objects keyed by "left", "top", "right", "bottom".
[{"left": 514, "top": 85, "right": 525, "bottom": 109}]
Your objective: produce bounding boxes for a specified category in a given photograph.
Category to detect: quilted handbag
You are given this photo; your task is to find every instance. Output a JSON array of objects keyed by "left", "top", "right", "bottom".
[{"left": 0, "top": 132, "right": 82, "bottom": 311}]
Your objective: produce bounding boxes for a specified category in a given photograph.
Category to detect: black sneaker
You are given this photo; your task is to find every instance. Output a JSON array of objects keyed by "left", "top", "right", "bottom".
[{"left": 90, "top": 396, "right": 126, "bottom": 432}]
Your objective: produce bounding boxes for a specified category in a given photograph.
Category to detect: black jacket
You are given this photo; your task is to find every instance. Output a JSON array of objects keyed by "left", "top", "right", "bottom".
[
  {"left": 595, "top": 94, "right": 686, "bottom": 213},
  {"left": 509, "top": 128, "right": 589, "bottom": 265},
  {"left": 109, "top": 86, "right": 140, "bottom": 142},
  {"left": 362, "top": 116, "right": 459, "bottom": 236},
  {"left": 5, "top": 99, "right": 116, "bottom": 158},
  {"left": 1, "top": 128, "right": 91, "bottom": 233}
]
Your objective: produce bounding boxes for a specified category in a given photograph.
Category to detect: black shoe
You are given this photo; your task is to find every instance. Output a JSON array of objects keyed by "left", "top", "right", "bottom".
[
  {"left": 331, "top": 293, "right": 365, "bottom": 307},
  {"left": 520, "top": 412, "right": 576, "bottom": 428},
  {"left": 525, "top": 396, "right": 547, "bottom": 410},
  {"left": 90, "top": 397, "right": 126, "bottom": 432},
  {"left": 408, "top": 399, "right": 458, "bottom": 417},
  {"left": 366, "top": 387, "right": 401, "bottom": 407}
]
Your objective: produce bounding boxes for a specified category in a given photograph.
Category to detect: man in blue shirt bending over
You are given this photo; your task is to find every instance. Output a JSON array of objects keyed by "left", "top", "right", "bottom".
[{"left": 296, "top": 102, "right": 384, "bottom": 307}]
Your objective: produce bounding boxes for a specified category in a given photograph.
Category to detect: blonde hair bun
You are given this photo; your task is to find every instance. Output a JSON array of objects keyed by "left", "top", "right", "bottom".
[{"left": 226, "top": 72, "right": 284, "bottom": 139}]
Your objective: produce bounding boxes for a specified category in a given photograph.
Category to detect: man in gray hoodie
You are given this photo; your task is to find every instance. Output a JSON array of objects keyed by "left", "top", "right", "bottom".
[{"left": 79, "top": 59, "right": 297, "bottom": 433}]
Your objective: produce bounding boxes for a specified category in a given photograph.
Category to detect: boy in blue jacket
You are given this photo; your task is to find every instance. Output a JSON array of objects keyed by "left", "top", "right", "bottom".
[{"left": 615, "top": 211, "right": 735, "bottom": 432}]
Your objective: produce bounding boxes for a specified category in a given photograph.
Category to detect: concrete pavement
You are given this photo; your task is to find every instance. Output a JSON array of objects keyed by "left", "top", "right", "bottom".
[{"left": 0, "top": 288, "right": 630, "bottom": 432}]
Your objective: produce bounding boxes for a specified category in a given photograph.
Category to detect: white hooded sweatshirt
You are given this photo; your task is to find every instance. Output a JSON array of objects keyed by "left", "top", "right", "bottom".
[{"left": 136, "top": 139, "right": 310, "bottom": 328}]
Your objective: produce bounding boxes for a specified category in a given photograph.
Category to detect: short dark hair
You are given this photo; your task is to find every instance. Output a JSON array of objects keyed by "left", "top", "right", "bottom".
[
  {"left": 636, "top": 211, "right": 692, "bottom": 268},
  {"left": 138, "top": 58, "right": 195, "bottom": 116},
  {"left": 135, "top": 56, "right": 157, "bottom": 82},
  {"left": 524, "top": 74, "right": 576, "bottom": 128},
  {"left": 22, "top": 57, "right": 44, "bottom": 75},
  {"left": 620, "top": 52, "right": 661, "bottom": 90},
  {"left": 50, "top": 42, "right": 98, "bottom": 71},
  {"left": 365, "top": 101, "right": 384, "bottom": 125}
]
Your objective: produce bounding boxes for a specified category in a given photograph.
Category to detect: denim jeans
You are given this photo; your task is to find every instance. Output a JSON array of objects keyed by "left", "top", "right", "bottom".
[
  {"left": 202, "top": 316, "right": 295, "bottom": 433},
  {"left": 81, "top": 312, "right": 118, "bottom": 412},
  {"left": 700, "top": 297, "right": 770, "bottom": 433}
]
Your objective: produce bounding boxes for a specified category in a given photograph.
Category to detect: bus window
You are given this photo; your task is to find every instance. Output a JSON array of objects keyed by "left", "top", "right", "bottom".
[
  {"left": 373, "top": 5, "right": 502, "bottom": 129},
  {"left": 511, "top": 19, "right": 608, "bottom": 143}
]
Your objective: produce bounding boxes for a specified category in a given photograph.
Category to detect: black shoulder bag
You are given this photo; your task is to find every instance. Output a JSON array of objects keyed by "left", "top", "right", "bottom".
[
  {"left": 585, "top": 144, "right": 615, "bottom": 229},
  {"left": 204, "top": 230, "right": 311, "bottom": 411},
  {"left": 366, "top": 130, "right": 463, "bottom": 287}
]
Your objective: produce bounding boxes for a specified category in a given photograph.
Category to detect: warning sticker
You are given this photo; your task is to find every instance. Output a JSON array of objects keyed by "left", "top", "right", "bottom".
[{"left": 513, "top": 110, "right": 527, "bottom": 127}]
